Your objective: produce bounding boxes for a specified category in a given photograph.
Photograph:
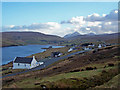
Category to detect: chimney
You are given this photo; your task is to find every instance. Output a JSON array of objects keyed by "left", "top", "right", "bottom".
[{"left": 33, "top": 56, "right": 35, "bottom": 59}]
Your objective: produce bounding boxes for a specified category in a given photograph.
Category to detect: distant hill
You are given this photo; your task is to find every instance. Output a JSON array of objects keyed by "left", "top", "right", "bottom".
[
  {"left": 1, "top": 32, "right": 66, "bottom": 47},
  {"left": 64, "top": 33, "right": 119, "bottom": 44},
  {"left": 1, "top": 32, "right": 119, "bottom": 47},
  {"left": 64, "top": 31, "right": 80, "bottom": 38},
  {"left": 86, "top": 33, "right": 95, "bottom": 36}
]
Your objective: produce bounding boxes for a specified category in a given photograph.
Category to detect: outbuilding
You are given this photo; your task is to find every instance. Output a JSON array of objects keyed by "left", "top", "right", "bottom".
[{"left": 51, "top": 52, "right": 62, "bottom": 57}]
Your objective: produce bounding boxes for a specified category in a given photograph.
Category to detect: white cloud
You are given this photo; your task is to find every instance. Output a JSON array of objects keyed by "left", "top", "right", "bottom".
[
  {"left": 3, "top": 22, "right": 61, "bottom": 30},
  {"left": 61, "top": 16, "right": 85, "bottom": 27},
  {"left": 87, "top": 21, "right": 102, "bottom": 27},
  {"left": 85, "top": 13, "right": 103, "bottom": 21},
  {"left": 3, "top": 22, "right": 64, "bottom": 36},
  {"left": 86, "top": 27, "right": 90, "bottom": 30},
  {"left": 60, "top": 9, "right": 118, "bottom": 35}
]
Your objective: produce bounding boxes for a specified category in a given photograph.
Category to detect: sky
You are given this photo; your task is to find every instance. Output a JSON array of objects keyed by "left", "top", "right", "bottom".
[{"left": 2, "top": 2, "right": 118, "bottom": 37}]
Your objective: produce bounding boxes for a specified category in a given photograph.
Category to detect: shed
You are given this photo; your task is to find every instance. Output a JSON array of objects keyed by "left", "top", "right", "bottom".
[{"left": 51, "top": 52, "right": 61, "bottom": 57}]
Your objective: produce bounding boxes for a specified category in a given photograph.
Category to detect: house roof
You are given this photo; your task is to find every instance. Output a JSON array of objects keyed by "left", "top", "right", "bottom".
[{"left": 14, "top": 57, "right": 33, "bottom": 64}]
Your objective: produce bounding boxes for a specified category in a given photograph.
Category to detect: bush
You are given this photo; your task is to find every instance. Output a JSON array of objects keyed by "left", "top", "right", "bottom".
[
  {"left": 52, "top": 67, "right": 58, "bottom": 70},
  {"left": 70, "top": 69, "right": 80, "bottom": 72},
  {"left": 101, "top": 70, "right": 107, "bottom": 74},
  {"left": 68, "top": 56, "right": 73, "bottom": 59},
  {"left": 94, "top": 67, "right": 97, "bottom": 70},
  {"left": 108, "top": 63, "right": 114, "bottom": 67},
  {"left": 81, "top": 69, "right": 84, "bottom": 71},
  {"left": 104, "top": 65, "right": 106, "bottom": 68},
  {"left": 34, "top": 82, "right": 40, "bottom": 85},
  {"left": 93, "top": 50, "right": 96, "bottom": 53},
  {"left": 86, "top": 67, "right": 94, "bottom": 70}
]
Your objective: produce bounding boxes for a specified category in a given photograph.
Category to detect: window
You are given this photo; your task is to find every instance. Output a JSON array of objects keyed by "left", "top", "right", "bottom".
[{"left": 18, "top": 63, "right": 20, "bottom": 66}]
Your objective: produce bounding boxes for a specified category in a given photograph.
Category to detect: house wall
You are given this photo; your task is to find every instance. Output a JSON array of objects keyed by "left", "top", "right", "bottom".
[
  {"left": 13, "top": 63, "right": 31, "bottom": 69},
  {"left": 68, "top": 48, "right": 73, "bottom": 52}
]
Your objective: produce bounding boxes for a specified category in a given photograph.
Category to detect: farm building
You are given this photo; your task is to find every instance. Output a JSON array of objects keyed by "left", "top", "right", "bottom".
[
  {"left": 13, "top": 56, "right": 43, "bottom": 69},
  {"left": 51, "top": 52, "right": 62, "bottom": 57}
]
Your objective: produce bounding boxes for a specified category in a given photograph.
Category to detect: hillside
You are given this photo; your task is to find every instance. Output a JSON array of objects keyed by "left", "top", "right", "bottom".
[
  {"left": 1, "top": 32, "right": 66, "bottom": 47},
  {"left": 2, "top": 45, "right": 119, "bottom": 88}
]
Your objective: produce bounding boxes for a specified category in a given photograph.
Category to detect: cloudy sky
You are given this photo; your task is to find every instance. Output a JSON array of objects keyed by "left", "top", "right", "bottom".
[{"left": 2, "top": 2, "right": 118, "bottom": 37}]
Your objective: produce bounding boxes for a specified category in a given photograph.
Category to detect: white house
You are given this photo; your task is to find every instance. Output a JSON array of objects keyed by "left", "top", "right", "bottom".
[
  {"left": 13, "top": 56, "right": 42, "bottom": 69},
  {"left": 68, "top": 47, "right": 77, "bottom": 52},
  {"left": 98, "top": 44, "right": 102, "bottom": 48}
]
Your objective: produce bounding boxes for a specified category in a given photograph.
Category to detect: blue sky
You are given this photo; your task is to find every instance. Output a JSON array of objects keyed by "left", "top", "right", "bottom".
[
  {"left": 2, "top": 2, "right": 117, "bottom": 26},
  {"left": 2, "top": 2, "right": 118, "bottom": 36}
]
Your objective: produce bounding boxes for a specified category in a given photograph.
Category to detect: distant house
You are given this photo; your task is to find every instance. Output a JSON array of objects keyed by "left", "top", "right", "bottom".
[
  {"left": 98, "top": 44, "right": 102, "bottom": 48},
  {"left": 83, "top": 47, "right": 90, "bottom": 50},
  {"left": 88, "top": 44, "right": 95, "bottom": 47},
  {"left": 51, "top": 52, "right": 62, "bottom": 57},
  {"left": 81, "top": 43, "right": 93, "bottom": 47},
  {"left": 68, "top": 48, "right": 73, "bottom": 52},
  {"left": 13, "top": 56, "right": 42, "bottom": 69},
  {"left": 68, "top": 47, "right": 77, "bottom": 52}
]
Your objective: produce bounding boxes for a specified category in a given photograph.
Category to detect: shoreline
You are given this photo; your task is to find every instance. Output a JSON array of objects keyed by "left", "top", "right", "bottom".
[
  {"left": 1, "top": 43, "right": 64, "bottom": 48},
  {"left": 1, "top": 45, "right": 65, "bottom": 66}
]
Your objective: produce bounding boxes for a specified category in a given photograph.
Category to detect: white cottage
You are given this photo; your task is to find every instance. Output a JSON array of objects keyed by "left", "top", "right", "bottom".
[{"left": 13, "top": 56, "right": 40, "bottom": 69}]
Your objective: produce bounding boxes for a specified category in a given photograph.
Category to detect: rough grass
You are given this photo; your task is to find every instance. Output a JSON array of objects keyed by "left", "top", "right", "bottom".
[
  {"left": 4, "top": 66, "right": 117, "bottom": 88},
  {"left": 2, "top": 69, "right": 26, "bottom": 76},
  {"left": 45, "top": 67, "right": 119, "bottom": 88},
  {"left": 95, "top": 74, "right": 119, "bottom": 88}
]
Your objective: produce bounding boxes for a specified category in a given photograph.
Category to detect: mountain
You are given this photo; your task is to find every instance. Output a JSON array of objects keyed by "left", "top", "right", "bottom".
[
  {"left": 64, "top": 31, "right": 80, "bottom": 38},
  {"left": 1, "top": 32, "right": 66, "bottom": 47}
]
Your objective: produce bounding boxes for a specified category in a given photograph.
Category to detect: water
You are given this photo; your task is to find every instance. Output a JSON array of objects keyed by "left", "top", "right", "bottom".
[{"left": 1, "top": 45, "right": 64, "bottom": 65}]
